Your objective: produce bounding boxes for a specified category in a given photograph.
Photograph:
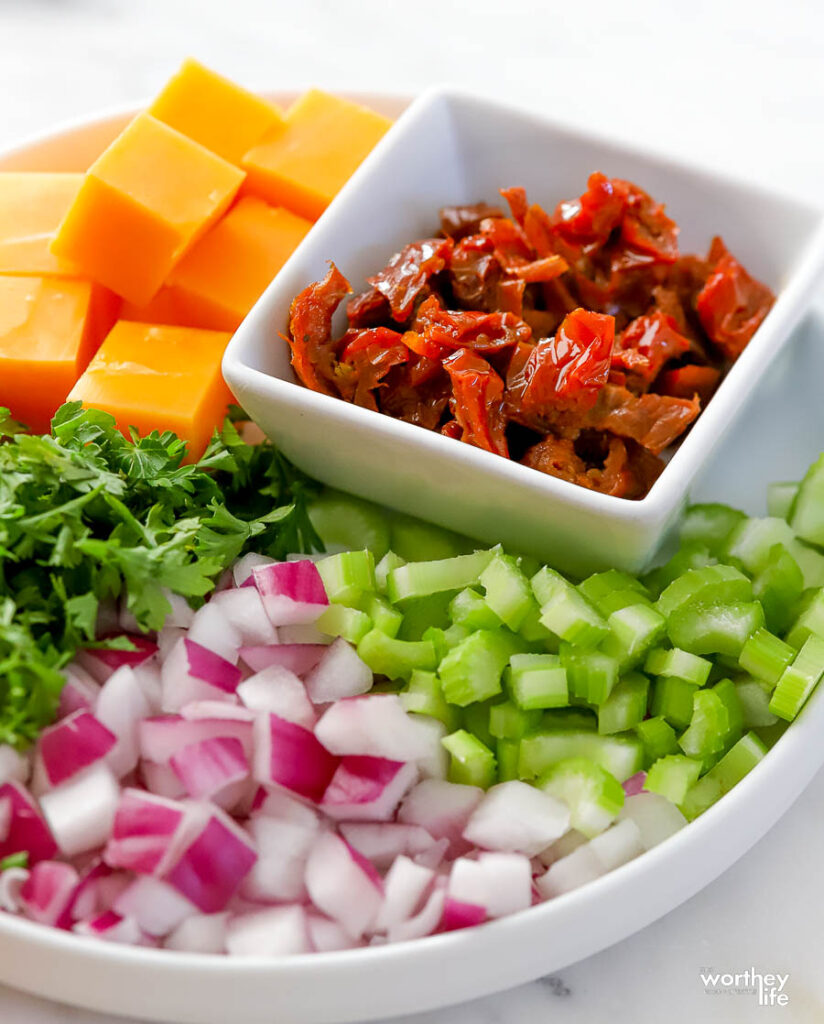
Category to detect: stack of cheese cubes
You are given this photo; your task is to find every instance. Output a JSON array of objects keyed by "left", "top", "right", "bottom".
[{"left": 0, "top": 60, "right": 391, "bottom": 453}]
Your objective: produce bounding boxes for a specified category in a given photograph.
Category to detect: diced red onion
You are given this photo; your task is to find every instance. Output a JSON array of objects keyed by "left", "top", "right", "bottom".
[
  {"left": 241, "top": 813, "right": 319, "bottom": 903},
  {"left": 0, "top": 744, "right": 29, "bottom": 787},
  {"left": 306, "top": 913, "right": 361, "bottom": 952},
  {"left": 79, "top": 635, "right": 158, "bottom": 683},
  {"left": 462, "top": 780, "right": 570, "bottom": 856},
  {"left": 160, "top": 638, "right": 240, "bottom": 713},
  {"left": 179, "top": 702, "right": 255, "bottom": 723},
  {"left": 103, "top": 789, "right": 186, "bottom": 874},
  {"left": 619, "top": 792, "right": 687, "bottom": 848},
  {"left": 236, "top": 666, "right": 316, "bottom": 728},
  {"left": 209, "top": 589, "right": 278, "bottom": 647},
  {"left": 139, "top": 715, "right": 253, "bottom": 765},
  {"left": 140, "top": 761, "right": 187, "bottom": 800},
  {"left": 157, "top": 626, "right": 187, "bottom": 662},
  {"left": 0, "top": 782, "right": 57, "bottom": 864},
  {"left": 441, "top": 897, "right": 486, "bottom": 932},
  {"left": 0, "top": 866, "right": 29, "bottom": 912},
  {"left": 338, "top": 822, "right": 437, "bottom": 871},
  {"left": 57, "top": 663, "right": 101, "bottom": 718},
  {"left": 170, "top": 737, "right": 250, "bottom": 809},
  {"left": 226, "top": 905, "right": 311, "bottom": 957},
  {"left": 587, "top": 818, "right": 644, "bottom": 871},
  {"left": 623, "top": 771, "right": 647, "bottom": 797},
  {"left": 72, "top": 910, "right": 145, "bottom": 945},
  {"left": 239, "top": 644, "right": 326, "bottom": 676},
  {"left": 321, "top": 756, "right": 418, "bottom": 822},
  {"left": 304, "top": 832, "right": 382, "bottom": 939},
  {"left": 304, "top": 637, "right": 372, "bottom": 704},
  {"left": 252, "top": 713, "right": 339, "bottom": 802},
  {"left": 535, "top": 843, "right": 604, "bottom": 898},
  {"left": 61, "top": 860, "right": 112, "bottom": 925},
  {"left": 39, "top": 763, "right": 120, "bottom": 857},
  {"left": 36, "top": 710, "right": 117, "bottom": 787},
  {"left": 165, "top": 911, "right": 228, "bottom": 954},
  {"left": 95, "top": 667, "right": 152, "bottom": 778},
  {"left": 386, "top": 881, "right": 446, "bottom": 943},
  {"left": 232, "top": 552, "right": 275, "bottom": 589},
  {"left": 114, "top": 876, "right": 197, "bottom": 937},
  {"left": 448, "top": 853, "right": 532, "bottom": 919},
  {"left": 278, "top": 623, "right": 332, "bottom": 645},
  {"left": 252, "top": 788, "right": 320, "bottom": 827},
  {"left": 398, "top": 779, "right": 484, "bottom": 853},
  {"left": 184, "top": 639, "right": 242, "bottom": 694},
  {"left": 18, "top": 860, "right": 79, "bottom": 926},
  {"left": 186, "top": 603, "right": 243, "bottom": 663},
  {"left": 252, "top": 561, "right": 328, "bottom": 626},
  {"left": 373, "top": 856, "right": 434, "bottom": 933}
]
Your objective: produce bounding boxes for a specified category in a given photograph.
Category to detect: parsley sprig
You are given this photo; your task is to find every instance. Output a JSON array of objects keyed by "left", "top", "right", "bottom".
[{"left": 0, "top": 402, "right": 321, "bottom": 749}]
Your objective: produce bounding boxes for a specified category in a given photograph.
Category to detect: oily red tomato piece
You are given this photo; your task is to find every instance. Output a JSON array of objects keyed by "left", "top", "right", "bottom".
[
  {"left": 612, "top": 312, "right": 691, "bottom": 391},
  {"left": 551, "top": 173, "right": 628, "bottom": 251},
  {"left": 448, "top": 235, "right": 502, "bottom": 311},
  {"left": 367, "top": 237, "right": 454, "bottom": 322},
  {"left": 346, "top": 287, "right": 389, "bottom": 328},
  {"left": 584, "top": 384, "right": 700, "bottom": 455},
  {"left": 480, "top": 216, "right": 532, "bottom": 265},
  {"left": 618, "top": 182, "right": 679, "bottom": 263},
  {"left": 442, "top": 348, "right": 509, "bottom": 457},
  {"left": 496, "top": 278, "right": 526, "bottom": 316},
  {"left": 338, "top": 328, "right": 408, "bottom": 411},
  {"left": 401, "top": 329, "right": 444, "bottom": 360},
  {"left": 696, "top": 240, "right": 774, "bottom": 359},
  {"left": 286, "top": 262, "right": 351, "bottom": 395},
  {"left": 500, "top": 186, "right": 529, "bottom": 226},
  {"left": 413, "top": 294, "right": 532, "bottom": 354},
  {"left": 507, "top": 255, "right": 569, "bottom": 283},
  {"left": 658, "top": 364, "right": 721, "bottom": 404},
  {"left": 514, "top": 308, "right": 615, "bottom": 412},
  {"left": 439, "top": 202, "right": 505, "bottom": 240}
]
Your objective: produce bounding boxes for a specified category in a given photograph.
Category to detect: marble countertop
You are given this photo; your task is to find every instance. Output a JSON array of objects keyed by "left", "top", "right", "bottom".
[{"left": 1, "top": 0, "right": 823, "bottom": 1020}]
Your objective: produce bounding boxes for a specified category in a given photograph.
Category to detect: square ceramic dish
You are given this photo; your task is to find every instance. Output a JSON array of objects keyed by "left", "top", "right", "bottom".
[{"left": 224, "top": 86, "right": 824, "bottom": 576}]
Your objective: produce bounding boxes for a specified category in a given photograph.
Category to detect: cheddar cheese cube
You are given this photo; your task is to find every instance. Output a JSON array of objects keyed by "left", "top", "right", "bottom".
[
  {"left": 68, "top": 321, "right": 233, "bottom": 457},
  {"left": 242, "top": 89, "right": 391, "bottom": 220},
  {"left": 51, "top": 114, "right": 245, "bottom": 306},
  {"left": 0, "top": 173, "right": 83, "bottom": 277},
  {"left": 149, "top": 59, "right": 284, "bottom": 165},
  {"left": 122, "top": 197, "right": 312, "bottom": 331},
  {"left": 0, "top": 275, "right": 119, "bottom": 432}
]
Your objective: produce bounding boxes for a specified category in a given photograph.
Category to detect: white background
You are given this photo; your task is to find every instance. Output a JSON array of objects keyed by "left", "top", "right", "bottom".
[{"left": 1, "top": 0, "right": 823, "bottom": 1021}]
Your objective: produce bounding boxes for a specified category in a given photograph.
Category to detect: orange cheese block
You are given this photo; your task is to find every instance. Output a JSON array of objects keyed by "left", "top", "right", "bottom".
[
  {"left": 51, "top": 114, "right": 245, "bottom": 307},
  {"left": 149, "top": 58, "right": 284, "bottom": 165},
  {"left": 121, "top": 197, "right": 312, "bottom": 331},
  {"left": 0, "top": 275, "right": 119, "bottom": 432},
  {"left": 68, "top": 320, "right": 233, "bottom": 457},
  {"left": 242, "top": 89, "right": 391, "bottom": 220},
  {"left": 0, "top": 173, "right": 83, "bottom": 276}
]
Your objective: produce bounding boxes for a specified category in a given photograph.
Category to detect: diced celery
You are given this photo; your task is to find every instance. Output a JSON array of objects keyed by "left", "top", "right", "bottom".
[
  {"left": 519, "top": 729, "right": 643, "bottom": 782},
  {"left": 656, "top": 564, "right": 752, "bottom": 619},
  {"left": 507, "top": 653, "right": 568, "bottom": 710},
  {"left": 448, "top": 588, "right": 502, "bottom": 630},
  {"left": 397, "top": 592, "right": 453, "bottom": 641},
  {"left": 462, "top": 700, "right": 495, "bottom": 749},
  {"left": 365, "top": 594, "right": 403, "bottom": 638},
  {"left": 643, "top": 542, "right": 717, "bottom": 597},
  {"left": 769, "top": 634, "right": 824, "bottom": 721},
  {"left": 680, "top": 775, "right": 722, "bottom": 820},
  {"left": 678, "top": 690, "right": 729, "bottom": 759},
  {"left": 602, "top": 603, "right": 666, "bottom": 667},
  {"left": 789, "top": 452, "right": 824, "bottom": 546},
  {"left": 785, "top": 588, "right": 824, "bottom": 649},
  {"left": 387, "top": 550, "right": 494, "bottom": 604},
  {"left": 540, "top": 708, "right": 598, "bottom": 732},
  {"left": 596, "top": 589, "right": 652, "bottom": 618},
  {"left": 531, "top": 566, "right": 568, "bottom": 606},
  {"left": 308, "top": 490, "right": 391, "bottom": 559},
  {"left": 645, "top": 754, "right": 702, "bottom": 804},
  {"left": 560, "top": 645, "right": 620, "bottom": 705},
  {"left": 752, "top": 545, "right": 803, "bottom": 635},
  {"left": 722, "top": 517, "right": 796, "bottom": 575},
  {"left": 315, "top": 603, "right": 372, "bottom": 644},
  {"left": 375, "top": 550, "right": 405, "bottom": 593},
  {"left": 479, "top": 552, "right": 534, "bottom": 631},
  {"left": 488, "top": 701, "right": 541, "bottom": 740},
  {"left": 644, "top": 647, "right": 712, "bottom": 686},
  {"left": 679, "top": 503, "right": 746, "bottom": 555},
  {"left": 650, "top": 676, "right": 700, "bottom": 730},
  {"left": 438, "top": 629, "right": 512, "bottom": 706},
  {"left": 754, "top": 719, "right": 790, "bottom": 749},
  {"left": 532, "top": 567, "right": 608, "bottom": 647},
  {"left": 316, "top": 549, "right": 376, "bottom": 604},
  {"left": 708, "top": 731, "right": 767, "bottom": 792},
  {"left": 537, "top": 757, "right": 624, "bottom": 837},
  {"left": 738, "top": 628, "right": 795, "bottom": 686},
  {"left": 597, "top": 672, "right": 649, "bottom": 735},
  {"left": 711, "top": 678, "right": 743, "bottom": 750},
  {"left": 496, "top": 739, "right": 521, "bottom": 782},
  {"left": 734, "top": 678, "right": 778, "bottom": 728},
  {"left": 422, "top": 623, "right": 471, "bottom": 661},
  {"left": 400, "top": 670, "right": 460, "bottom": 729},
  {"left": 442, "top": 729, "right": 496, "bottom": 788},
  {"left": 667, "top": 601, "right": 764, "bottom": 658},
  {"left": 788, "top": 539, "right": 824, "bottom": 589},
  {"left": 578, "top": 571, "right": 648, "bottom": 615},
  {"left": 389, "top": 513, "right": 474, "bottom": 562},
  {"left": 356, "top": 629, "right": 437, "bottom": 681},
  {"left": 635, "top": 716, "right": 679, "bottom": 765},
  {"left": 767, "top": 482, "right": 799, "bottom": 520}
]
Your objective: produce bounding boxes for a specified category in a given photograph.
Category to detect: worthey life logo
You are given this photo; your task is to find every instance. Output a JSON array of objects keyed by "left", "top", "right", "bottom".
[{"left": 700, "top": 967, "right": 790, "bottom": 1007}]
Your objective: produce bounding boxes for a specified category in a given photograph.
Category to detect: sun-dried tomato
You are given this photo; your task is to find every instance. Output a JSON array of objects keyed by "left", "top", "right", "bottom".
[
  {"left": 367, "top": 237, "right": 454, "bottom": 322},
  {"left": 583, "top": 384, "right": 700, "bottom": 454},
  {"left": 448, "top": 234, "right": 502, "bottom": 311},
  {"left": 442, "top": 348, "right": 509, "bottom": 457},
  {"left": 480, "top": 216, "right": 532, "bottom": 266},
  {"left": 551, "top": 173, "right": 629, "bottom": 252},
  {"left": 439, "top": 202, "right": 505, "bottom": 241},
  {"left": 500, "top": 186, "right": 529, "bottom": 226},
  {"left": 346, "top": 287, "right": 390, "bottom": 328},
  {"left": 696, "top": 237, "right": 774, "bottom": 359},
  {"left": 413, "top": 294, "right": 532, "bottom": 354},
  {"left": 658, "top": 364, "right": 721, "bottom": 404},
  {"left": 286, "top": 262, "right": 351, "bottom": 395},
  {"left": 612, "top": 311, "right": 691, "bottom": 391},
  {"left": 618, "top": 181, "right": 679, "bottom": 263},
  {"left": 338, "top": 327, "right": 408, "bottom": 410}
]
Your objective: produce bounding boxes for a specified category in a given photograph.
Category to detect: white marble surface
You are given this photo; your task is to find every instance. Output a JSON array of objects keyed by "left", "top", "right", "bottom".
[{"left": 1, "top": 0, "right": 824, "bottom": 1020}]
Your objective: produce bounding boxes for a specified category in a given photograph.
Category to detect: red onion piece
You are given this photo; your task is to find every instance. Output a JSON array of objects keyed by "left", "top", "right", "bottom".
[
  {"left": 252, "top": 713, "right": 339, "bottom": 802},
  {"left": 321, "top": 756, "right": 418, "bottom": 822},
  {"left": 252, "top": 561, "right": 328, "bottom": 626},
  {"left": 0, "top": 781, "right": 58, "bottom": 864},
  {"left": 103, "top": 788, "right": 186, "bottom": 874},
  {"left": 304, "top": 832, "right": 383, "bottom": 939},
  {"left": 239, "top": 643, "right": 326, "bottom": 676},
  {"left": 18, "top": 860, "right": 80, "bottom": 926},
  {"left": 37, "top": 710, "right": 117, "bottom": 787},
  {"left": 304, "top": 637, "right": 372, "bottom": 703}
]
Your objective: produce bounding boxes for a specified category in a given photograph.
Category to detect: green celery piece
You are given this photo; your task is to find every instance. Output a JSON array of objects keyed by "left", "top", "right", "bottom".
[
  {"left": 578, "top": 570, "right": 648, "bottom": 614},
  {"left": 709, "top": 731, "right": 767, "bottom": 792},
  {"left": 519, "top": 729, "right": 643, "bottom": 782},
  {"left": 400, "top": 670, "right": 460, "bottom": 730},
  {"left": 787, "top": 539, "right": 824, "bottom": 589},
  {"left": 679, "top": 503, "right": 746, "bottom": 555},
  {"left": 507, "top": 653, "right": 569, "bottom": 710},
  {"left": 422, "top": 623, "right": 470, "bottom": 661},
  {"left": 516, "top": 602, "right": 558, "bottom": 645},
  {"left": 479, "top": 551, "right": 534, "bottom": 631},
  {"left": 678, "top": 690, "right": 729, "bottom": 759},
  {"left": 635, "top": 716, "right": 679, "bottom": 765},
  {"left": 397, "top": 592, "right": 454, "bottom": 641},
  {"left": 365, "top": 594, "right": 403, "bottom": 638},
  {"left": 538, "top": 757, "right": 624, "bottom": 837},
  {"left": 307, "top": 490, "right": 390, "bottom": 559},
  {"left": 754, "top": 719, "right": 790, "bottom": 749},
  {"left": 316, "top": 549, "right": 375, "bottom": 604},
  {"left": 356, "top": 629, "right": 437, "bottom": 681},
  {"left": 438, "top": 629, "right": 512, "bottom": 707},
  {"left": 680, "top": 775, "right": 722, "bottom": 820},
  {"left": 785, "top": 588, "right": 824, "bottom": 649},
  {"left": 315, "top": 603, "right": 372, "bottom": 644},
  {"left": 461, "top": 700, "right": 496, "bottom": 749},
  {"left": 375, "top": 550, "right": 405, "bottom": 593},
  {"left": 0, "top": 851, "right": 28, "bottom": 871},
  {"left": 644, "top": 646, "right": 712, "bottom": 686},
  {"left": 667, "top": 601, "right": 764, "bottom": 658},
  {"left": 448, "top": 588, "right": 502, "bottom": 631},
  {"left": 488, "top": 700, "right": 541, "bottom": 740},
  {"left": 643, "top": 541, "right": 717, "bottom": 597},
  {"left": 540, "top": 708, "right": 598, "bottom": 732},
  {"left": 722, "top": 517, "right": 796, "bottom": 575},
  {"left": 539, "top": 591, "right": 608, "bottom": 649},
  {"left": 734, "top": 678, "right": 779, "bottom": 728},
  {"left": 738, "top": 628, "right": 795, "bottom": 687},
  {"left": 531, "top": 566, "right": 569, "bottom": 606},
  {"left": 789, "top": 452, "right": 824, "bottom": 546},
  {"left": 767, "top": 482, "right": 799, "bottom": 520},
  {"left": 645, "top": 754, "right": 702, "bottom": 804},
  {"left": 752, "top": 545, "right": 804, "bottom": 635},
  {"left": 656, "top": 564, "right": 752, "bottom": 620},
  {"left": 769, "top": 634, "right": 824, "bottom": 721},
  {"left": 442, "top": 729, "right": 496, "bottom": 787},
  {"left": 650, "top": 676, "right": 701, "bottom": 730},
  {"left": 496, "top": 739, "right": 521, "bottom": 782},
  {"left": 560, "top": 645, "right": 619, "bottom": 704},
  {"left": 389, "top": 513, "right": 473, "bottom": 562},
  {"left": 597, "top": 672, "right": 649, "bottom": 735},
  {"left": 711, "top": 678, "right": 744, "bottom": 751},
  {"left": 595, "top": 589, "right": 652, "bottom": 618},
  {"left": 387, "top": 550, "right": 494, "bottom": 604},
  {"left": 602, "top": 603, "right": 666, "bottom": 668}
]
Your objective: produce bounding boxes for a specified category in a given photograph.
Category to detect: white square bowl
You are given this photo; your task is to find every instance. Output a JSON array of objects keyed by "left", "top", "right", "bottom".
[{"left": 224, "top": 86, "right": 824, "bottom": 576}]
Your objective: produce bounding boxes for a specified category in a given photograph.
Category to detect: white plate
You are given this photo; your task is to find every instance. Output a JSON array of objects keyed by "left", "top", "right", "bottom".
[{"left": 1, "top": 94, "right": 824, "bottom": 1024}]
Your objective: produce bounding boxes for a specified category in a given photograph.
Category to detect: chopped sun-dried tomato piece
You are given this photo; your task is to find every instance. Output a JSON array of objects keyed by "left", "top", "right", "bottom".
[
  {"left": 346, "top": 287, "right": 390, "bottom": 328},
  {"left": 696, "top": 237, "right": 774, "bottom": 359},
  {"left": 552, "top": 173, "right": 629, "bottom": 251},
  {"left": 442, "top": 348, "right": 509, "bottom": 457},
  {"left": 513, "top": 307, "right": 615, "bottom": 412},
  {"left": 286, "top": 262, "right": 351, "bottom": 395},
  {"left": 480, "top": 216, "right": 532, "bottom": 265},
  {"left": 618, "top": 181, "right": 679, "bottom": 263},
  {"left": 500, "top": 186, "right": 529, "bottom": 226},
  {"left": 496, "top": 279, "right": 526, "bottom": 316},
  {"left": 448, "top": 234, "right": 502, "bottom": 311},
  {"left": 413, "top": 294, "right": 532, "bottom": 354},
  {"left": 585, "top": 384, "right": 700, "bottom": 455},
  {"left": 439, "top": 202, "right": 505, "bottom": 241},
  {"left": 612, "top": 311, "right": 691, "bottom": 391},
  {"left": 506, "top": 255, "right": 569, "bottom": 284},
  {"left": 367, "top": 237, "right": 454, "bottom": 322},
  {"left": 337, "top": 327, "right": 408, "bottom": 410},
  {"left": 658, "top": 364, "right": 721, "bottom": 404}
]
